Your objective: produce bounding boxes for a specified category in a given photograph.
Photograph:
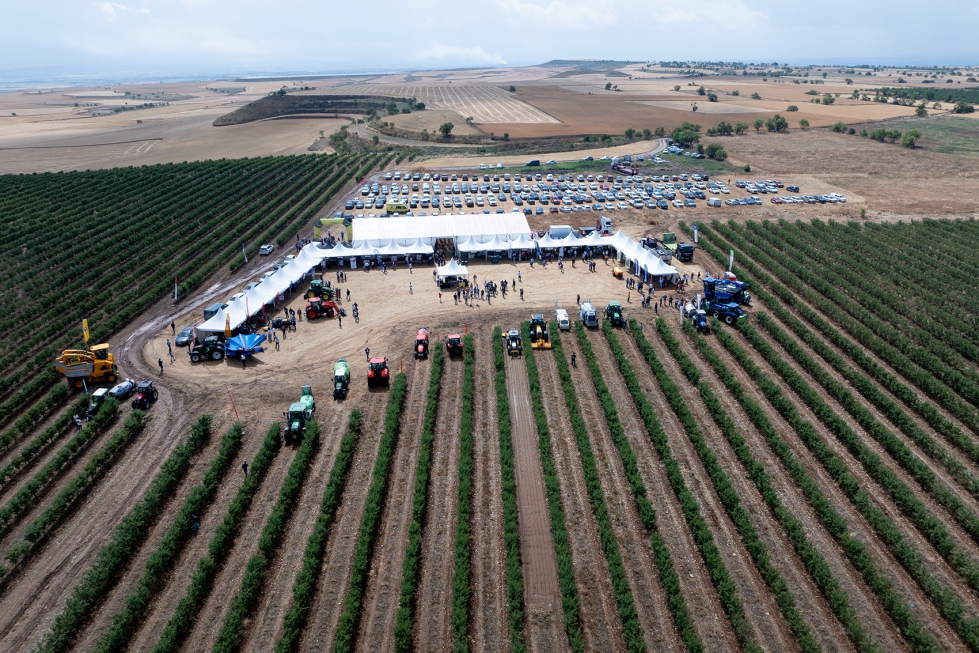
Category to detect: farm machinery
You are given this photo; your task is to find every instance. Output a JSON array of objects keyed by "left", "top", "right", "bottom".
[
  {"left": 85, "top": 388, "right": 109, "bottom": 421},
  {"left": 415, "top": 328, "right": 430, "bottom": 359},
  {"left": 55, "top": 344, "right": 118, "bottom": 388},
  {"left": 446, "top": 334, "right": 464, "bottom": 358},
  {"left": 306, "top": 279, "right": 335, "bottom": 300},
  {"left": 661, "top": 232, "right": 678, "bottom": 253},
  {"left": 682, "top": 301, "right": 711, "bottom": 334},
  {"left": 705, "top": 299, "right": 747, "bottom": 326},
  {"left": 368, "top": 357, "right": 390, "bottom": 387},
  {"left": 505, "top": 329, "right": 523, "bottom": 356},
  {"left": 189, "top": 336, "right": 225, "bottom": 363},
  {"left": 132, "top": 380, "right": 159, "bottom": 410},
  {"left": 702, "top": 277, "right": 751, "bottom": 306},
  {"left": 604, "top": 301, "right": 625, "bottom": 327},
  {"left": 283, "top": 385, "right": 315, "bottom": 443},
  {"left": 529, "top": 315, "right": 551, "bottom": 349},
  {"left": 333, "top": 360, "right": 350, "bottom": 399},
  {"left": 305, "top": 297, "right": 338, "bottom": 320}
]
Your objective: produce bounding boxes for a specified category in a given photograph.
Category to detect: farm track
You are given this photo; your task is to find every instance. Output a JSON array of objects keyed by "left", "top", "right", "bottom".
[
  {"left": 469, "top": 328, "right": 508, "bottom": 653},
  {"left": 413, "top": 355, "right": 463, "bottom": 653},
  {"left": 714, "top": 329, "right": 965, "bottom": 648},
  {"left": 607, "top": 327, "right": 795, "bottom": 651},
  {"left": 237, "top": 405, "right": 353, "bottom": 652},
  {"left": 504, "top": 352, "right": 566, "bottom": 653},
  {"left": 298, "top": 388, "right": 390, "bottom": 653},
  {"left": 556, "top": 334, "right": 684, "bottom": 651},
  {"left": 533, "top": 347, "right": 624, "bottom": 651},
  {"left": 0, "top": 385, "right": 190, "bottom": 653},
  {"left": 355, "top": 357, "right": 432, "bottom": 653}
]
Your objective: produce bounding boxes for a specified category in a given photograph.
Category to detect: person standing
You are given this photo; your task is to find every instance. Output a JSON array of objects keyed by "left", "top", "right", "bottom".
[
  {"left": 274, "top": 335, "right": 280, "bottom": 351},
  {"left": 158, "top": 358, "right": 164, "bottom": 374},
  {"left": 242, "top": 461, "right": 248, "bottom": 476},
  {"left": 576, "top": 293, "right": 580, "bottom": 305},
  {"left": 337, "top": 314, "right": 342, "bottom": 328},
  {"left": 571, "top": 352, "right": 577, "bottom": 368},
  {"left": 241, "top": 353, "right": 246, "bottom": 368},
  {"left": 439, "top": 292, "right": 442, "bottom": 303},
  {"left": 171, "top": 321, "right": 176, "bottom": 335},
  {"left": 167, "top": 339, "right": 174, "bottom": 363},
  {"left": 366, "top": 347, "right": 370, "bottom": 361}
]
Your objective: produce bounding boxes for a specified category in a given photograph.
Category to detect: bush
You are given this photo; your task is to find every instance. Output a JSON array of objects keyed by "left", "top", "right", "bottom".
[
  {"left": 952, "top": 101, "right": 975, "bottom": 113},
  {"left": 829, "top": 121, "right": 848, "bottom": 133},
  {"left": 705, "top": 143, "right": 727, "bottom": 161},
  {"left": 766, "top": 114, "right": 789, "bottom": 133},
  {"left": 786, "top": 105, "right": 798, "bottom": 111},
  {"left": 751, "top": 92, "right": 761, "bottom": 99},
  {"left": 743, "top": 164, "right": 751, "bottom": 172},
  {"left": 799, "top": 119, "right": 810, "bottom": 130},
  {"left": 822, "top": 94, "right": 835, "bottom": 105},
  {"left": 901, "top": 129, "right": 921, "bottom": 148}
]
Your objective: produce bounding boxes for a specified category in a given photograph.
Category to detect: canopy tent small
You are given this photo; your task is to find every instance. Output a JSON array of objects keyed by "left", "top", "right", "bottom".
[
  {"left": 225, "top": 333, "right": 266, "bottom": 357},
  {"left": 508, "top": 234, "right": 537, "bottom": 250},
  {"left": 578, "top": 232, "right": 611, "bottom": 247},
  {"left": 436, "top": 258, "right": 469, "bottom": 277},
  {"left": 457, "top": 237, "right": 488, "bottom": 253}
]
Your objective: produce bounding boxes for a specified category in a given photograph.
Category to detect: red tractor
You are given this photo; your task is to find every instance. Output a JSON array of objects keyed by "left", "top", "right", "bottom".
[
  {"left": 131, "top": 380, "right": 159, "bottom": 410},
  {"left": 415, "top": 328, "right": 429, "bottom": 359},
  {"left": 367, "top": 357, "right": 390, "bottom": 387},
  {"left": 306, "top": 297, "right": 338, "bottom": 320},
  {"left": 446, "top": 334, "right": 463, "bottom": 358}
]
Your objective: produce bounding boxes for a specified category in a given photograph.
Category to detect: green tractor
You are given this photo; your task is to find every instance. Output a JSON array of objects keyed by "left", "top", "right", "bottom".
[
  {"left": 189, "top": 336, "right": 225, "bottom": 363},
  {"left": 604, "top": 301, "right": 625, "bottom": 327},
  {"left": 333, "top": 359, "right": 350, "bottom": 400},
  {"left": 283, "top": 385, "right": 315, "bottom": 444},
  {"left": 306, "top": 279, "right": 335, "bottom": 300}
]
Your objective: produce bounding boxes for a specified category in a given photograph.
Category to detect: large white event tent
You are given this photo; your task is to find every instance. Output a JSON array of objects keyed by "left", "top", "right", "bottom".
[
  {"left": 320, "top": 238, "right": 434, "bottom": 260},
  {"left": 351, "top": 213, "right": 532, "bottom": 247},
  {"left": 605, "top": 230, "right": 677, "bottom": 278}
]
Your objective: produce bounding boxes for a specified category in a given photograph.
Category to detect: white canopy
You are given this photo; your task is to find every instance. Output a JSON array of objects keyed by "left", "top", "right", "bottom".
[
  {"left": 352, "top": 213, "right": 531, "bottom": 246},
  {"left": 508, "top": 234, "right": 537, "bottom": 250},
  {"left": 578, "top": 232, "right": 611, "bottom": 247},
  {"left": 436, "top": 258, "right": 469, "bottom": 277},
  {"left": 606, "top": 230, "right": 677, "bottom": 277}
]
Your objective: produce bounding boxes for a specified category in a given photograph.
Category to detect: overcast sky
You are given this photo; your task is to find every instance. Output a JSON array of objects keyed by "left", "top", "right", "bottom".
[{"left": 1, "top": 0, "right": 976, "bottom": 83}]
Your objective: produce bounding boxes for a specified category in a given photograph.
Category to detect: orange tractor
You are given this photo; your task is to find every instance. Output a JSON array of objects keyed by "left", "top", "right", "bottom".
[
  {"left": 415, "top": 328, "right": 429, "bottom": 359},
  {"left": 305, "top": 296, "right": 338, "bottom": 320}
]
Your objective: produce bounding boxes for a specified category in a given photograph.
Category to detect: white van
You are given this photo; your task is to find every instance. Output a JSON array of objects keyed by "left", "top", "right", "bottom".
[
  {"left": 549, "top": 224, "right": 575, "bottom": 239},
  {"left": 579, "top": 302, "right": 598, "bottom": 327},
  {"left": 707, "top": 198, "right": 722, "bottom": 207},
  {"left": 555, "top": 308, "right": 571, "bottom": 331}
]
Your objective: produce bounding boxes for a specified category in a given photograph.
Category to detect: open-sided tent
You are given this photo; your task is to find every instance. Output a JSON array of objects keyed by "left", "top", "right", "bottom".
[
  {"left": 436, "top": 258, "right": 468, "bottom": 277},
  {"left": 352, "top": 213, "right": 531, "bottom": 246},
  {"left": 508, "top": 234, "right": 537, "bottom": 250},
  {"left": 226, "top": 333, "right": 266, "bottom": 357}
]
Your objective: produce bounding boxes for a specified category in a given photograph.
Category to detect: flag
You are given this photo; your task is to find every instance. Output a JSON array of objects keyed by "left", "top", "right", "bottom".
[
  {"left": 82, "top": 319, "right": 90, "bottom": 346},
  {"left": 225, "top": 313, "right": 232, "bottom": 338},
  {"left": 174, "top": 276, "right": 179, "bottom": 301}
]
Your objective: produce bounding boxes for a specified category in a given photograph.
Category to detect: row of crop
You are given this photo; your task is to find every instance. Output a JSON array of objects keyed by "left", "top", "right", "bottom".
[
  {"left": 1, "top": 407, "right": 146, "bottom": 587},
  {"left": 553, "top": 325, "right": 645, "bottom": 651},
  {"left": 0, "top": 395, "right": 84, "bottom": 492},
  {"left": 491, "top": 327, "right": 527, "bottom": 653},
  {"left": 272, "top": 156, "right": 366, "bottom": 248},
  {"left": 0, "top": 369, "right": 60, "bottom": 428},
  {"left": 725, "top": 221, "right": 979, "bottom": 415},
  {"left": 392, "top": 344, "right": 445, "bottom": 652},
  {"left": 85, "top": 422, "right": 246, "bottom": 653},
  {"left": 589, "top": 321, "right": 759, "bottom": 652},
  {"left": 332, "top": 372, "right": 409, "bottom": 653},
  {"left": 36, "top": 415, "right": 212, "bottom": 653},
  {"left": 0, "top": 375, "right": 68, "bottom": 440},
  {"left": 151, "top": 421, "right": 282, "bottom": 653},
  {"left": 0, "top": 397, "right": 120, "bottom": 540},
  {"left": 521, "top": 323, "right": 584, "bottom": 652},
  {"left": 751, "top": 221, "right": 979, "bottom": 385},
  {"left": 695, "top": 328, "right": 952, "bottom": 651},
  {"left": 449, "top": 334, "right": 475, "bottom": 653},
  {"left": 656, "top": 320, "right": 876, "bottom": 652},
  {"left": 683, "top": 220, "right": 979, "bottom": 650},
  {"left": 697, "top": 220, "right": 979, "bottom": 443},
  {"left": 274, "top": 410, "right": 363, "bottom": 653},
  {"left": 211, "top": 421, "right": 319, "bottom": 653},
  {"left": 640, "top": 319, "right": 820, "bottom": 652}
]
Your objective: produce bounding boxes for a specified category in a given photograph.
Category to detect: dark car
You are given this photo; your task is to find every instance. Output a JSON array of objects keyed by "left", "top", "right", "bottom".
[
  {"left": 108, "top": 378, "right": 138, "bottom": 399},
  {"left": 175, "top": 326, "right": 194, "bottom": 347},
  {"left": 787, "top": 185, "right": 800, "bottom": 192}
]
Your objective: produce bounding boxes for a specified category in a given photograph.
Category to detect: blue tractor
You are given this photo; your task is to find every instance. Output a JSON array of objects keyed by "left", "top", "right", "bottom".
[
  {"left": 705, "top": 300, "right": 747, "bottom": 326},
  {"left": 702, "top": 277, "right": 751, "bottom": 306}
]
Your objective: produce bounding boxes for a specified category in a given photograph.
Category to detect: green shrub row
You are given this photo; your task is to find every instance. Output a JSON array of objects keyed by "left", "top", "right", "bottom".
[
  {"left": 556, "top": 324, "right": 645, "bottom": 652},
  {"left": 0, "top": 397, "right": 120, "bottom": 539},
  {"left": 0, "top": 383, "right": 70, "bottom": 456},
  {"left": 711, "top": 324, "right": 958, "bottom": 651},
  {"left": 643, "top": 319, "right": 820, "bottom": 652},
  {"left": 492, "top": 326, "right": 527, "bottom": 653},
  {"left": 393, "top": 344, "right": 445, "bottom": 653},
  {"left": 593, "top": 321, "right": 761, "bottom": 652},
  {"left": 449, "top": 334, "right": 476, "bottom": 653},
  {"left": 211, "top": 421, "right": 319, "bottom": 653},
  {"left": 660, "top": 321, "right": 878, "bottom": 652},
  {"left": 88, "top": 422, "right": 245, "bottom": 653},
  {"left": 37, "top": 415, "right": 212, "bottom": 653},
  {"left": 684, "top": 220, "right": 979, "bottom": 471},
  {"left": 332, "top": 372, "right": 409, "bottom": 653},
  {"left": 152, "top": 421, "right": 284, "bottom": 653},
  {"left": 274, "top": 410, "right": 363, "bottom": 653},
  {"left": 0, "top": 395, "right": 87, "bottom": 492},
  {"left": 739, "top": 321, "right": 979, "bottom": 594},
  {"left": 0, "top": 368, "right": 61, "bottom": 427},
  {"left": 521, "top": 323, "right": 584, "bottom": 653}
]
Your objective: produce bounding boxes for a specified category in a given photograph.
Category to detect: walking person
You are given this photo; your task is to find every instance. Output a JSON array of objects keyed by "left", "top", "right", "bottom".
[
  {"left": 346, "top": 289, "right": 350, "bottom": 301},
  {"left": 520, "top": 288, "right": 524, "bottom": 300},
  {"left": 571, "top": 352, "right": 577, "bottom": 368},
  {"left": 576, "top": 294, "right": 580, "bottom": 305},
  {"left": 366, "top": 347, "right": 370, "bottom": 361},
  {"left": 241, "top": 353, "right": 247, "bottom": 368},
  {"left": 167, "top": 339, "right": 175, "bottom": 363},
  {"left": 158, "top": 358, "right": 164, "bottom": 374},
  {"left": 439, "top": 292, "right": 442, "bottom": 303},
  {"left": 171, "top": 321, "right": 176, "bottom": 335},
  {"left": 274, "top": 335, "right": 280, "bottom": 351},
  {"left": 337, "top": 314, "right": 342, "bottom": 328},
  {"left": 409, "top": 282, "right": 413, "bottom": 294}
]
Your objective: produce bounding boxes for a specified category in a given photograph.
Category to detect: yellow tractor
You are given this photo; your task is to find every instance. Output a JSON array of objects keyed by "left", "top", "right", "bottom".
[
  {"left": 54, "top": 344, "right": 118, "bottom": 388},
  {"left": 529, "top": 314, "right": 551, "bottom": 349}
]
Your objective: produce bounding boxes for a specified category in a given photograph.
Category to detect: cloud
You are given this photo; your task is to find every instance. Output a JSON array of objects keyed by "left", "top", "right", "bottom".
[
  {"left": 93, "top": 1, "right": 127, "bottom": 21},
  {"left": 498, "top": 0, "right": 616, "bottom": 28},
  {"left": 413, "top": 44, "right": 507, "bottom": 66}
]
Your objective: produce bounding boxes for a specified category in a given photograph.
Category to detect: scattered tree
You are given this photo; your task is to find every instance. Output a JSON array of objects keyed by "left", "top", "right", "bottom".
[
  {"left": 691, "top": 103, "right": 698, "bottom": 112},
  {"left": 786, "top": 105, "right": 799, "bottom": 111},
  {"left": 503, "top": 132, "right": 509, "bottom": 141},
  {"left": 953, "top": 100, "right": 975, "bottom": 113},
  {"left": 605, "top": 82, "right": 612, "bottom": 90},
  {"left": 751, "top": 92, "right": 761, "bottom": 99},
  {"left": 673, "top": 85, "right": 681, "bottom": 91},
  {"left": 465, "top": 116, "right": 474, "bottom": 125},
  {"left": 696, "top": 143, "right": 705, "bottom": 155},
  {"left": 624, "top": 128, "right": 637, "bottom": 139},
  {"left": 744, "top": 164, "right": 751, "bottom": 172},
  {"left": 829, "top": 121, "right": 848, "bottom": 133},
  {"left": 822, "top": 94, "right": 835, "bottom": 104},
  {"left": 753, "top": 118, "right": 764, "bottom": 132},
  {"left": 372, "top": 135, "right": 380, "bottom": 145},
  {"left": 822, "top": 72, "right": 828, "bottom": 78},
  {"left": 600, "top": 134, "right": 612, "bottom": 142},
  {"left": 698, "top": 86, "right": 706, "bottom": 96},
  {"left": 766, "top": 114, "right": 789, "bottom": 132},
  {"left": 845, "top": 78, "right": 853, "bottom": 84},
  {"left": 915, "top": 103, "right": 928, "bottom": 117},
  {"left": 734, "top": 122, "right": 749, "bottom": 135},
  {"left": 439, "top": 122, "right": 454, "bottom": 139},
  {"left": 799, "top": 119, "right": 810, "bottom": 130},
  {"left": 642, "top": 127, "right": 652, "bottom": 139},
  {"left": 707, "top": 93, "right": 718, "bottom": 102},
  {"left": 508, "top": 85, "right": 516, "bottom": 92},
  {"left": 705, "top": 143, "right": 728, "bottom": 160},
  {"left": 901, "top": 129, "right": 921, "bottom": 148},
  {"left": 731, "top": 90, "right": 740, "bottom": 96},
  {"left": 421, "top": 129, "right": 429, "bottom": 141},
  {"left": 654, "top": 126, "right": 666, "bottom": 137}
]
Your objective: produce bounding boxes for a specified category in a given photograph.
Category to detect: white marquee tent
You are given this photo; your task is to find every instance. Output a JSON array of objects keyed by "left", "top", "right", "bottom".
[
  {"left": 351, "top": 213, "right": 532, "bottom": 246},
  {"left": 321, "top": 238, "right": 434, "bottom": 259},
  {"left": 436, "top": 258, "right": 469, "bottom": 277}
]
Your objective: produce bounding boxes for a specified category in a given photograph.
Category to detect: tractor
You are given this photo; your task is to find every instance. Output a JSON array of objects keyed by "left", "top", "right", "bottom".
[
  {"left": 189, "top": 336, "right": 225, "bottom": 363},
  {"left": 446, "top": 334, "right": 464, "bottom": 358},
  {"left": 283, "top": 385, "right": 315, "bottom": 444},
  {"left": 55, "top": 344, "right": 118, "bottom": 388},
  {"left": 702, "top": 277, "right": 751, "bottom": 306},
  {"left": 683, "top": 302, "right": 711, "bottom": 334},
  {"left": 306, "top": 296, "right": 338, "bottom": 320},
  {"left": 85, "top": 388, "right": 109, "bottom": 421},
  {"left": 368, "top": 357, "right": 390, "bottom": 387},
  {"left": 529, "top": 315, "right": 551, "bottom": 349},
  {"left": 415, "top": 328, "right": 430, "bottom": 359},
  {"left": 604, "top": 301, "right": 625, "bottom": 327},
  {"left": 132, "top": 380, "right": 159, "bottom": 410},
  {"left": 505, "top": 329, "right": 523, "bottom": 356},
  {"left": 306, "top": 279, "right": 335, "bottom": 300},
  {"left": 333, "top": 360, "right": 350, "bottom": 399},
  {"left": 705, "top": 300, "right": 747, "bottom": 326},
  {"left": 612, "top": 266, "right": 625, "bottom": 279}
]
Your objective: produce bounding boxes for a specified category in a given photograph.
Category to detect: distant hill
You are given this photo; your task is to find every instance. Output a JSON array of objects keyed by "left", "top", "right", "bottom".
[
  {"left": 213, "top": 94, "right": 411, "bottom": 126},
  {"left": 539, "top": 60, "right": 643, "bottom": 78}
]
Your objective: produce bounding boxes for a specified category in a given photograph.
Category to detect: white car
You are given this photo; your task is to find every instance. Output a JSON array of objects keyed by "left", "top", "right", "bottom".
[
  {"left": 616, "top": 202, "right": 628, "bottom": 210},
  {"left": 672, "top": 199, "right": 685, "bottom": 208},
  {"left": 282, "top": 255, "right": 296, "bottom": 265},
  {"left": 259, "top": 244, "right": 274, "bottom": 256},
  {"left": 260, "top": 271, "right": 276, "bottom": 282}
]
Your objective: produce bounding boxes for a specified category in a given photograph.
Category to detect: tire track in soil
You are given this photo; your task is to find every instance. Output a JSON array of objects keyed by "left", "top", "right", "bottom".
[
  {"left": 504, "top": 352, "right": 566, "bottom": 653},
  {"left": 298, "top": 385, "right": 391, "bottom": 653},
  {"left": 533, "top": 348, "right": 632, "bottom": 653},
  {"left": 635, "top": 324, "right": 816, "bottom": 652},
  {"left": 235, "top": 403, "right": 353, "bottom": 652},
  {"left": 596, "top": 327, "right": 738, "bottom": 653},
  {"left": 355, "top": 357, "right": 432, "bottom": 653},
  {"left": 413, "top": 355, "right": 463, "bottom": 653},
  {"left": 183, "top": 440, "right": 299, "bottom": 652},
  {"left": 712, "top": 329, "right": 963, "bottom": 648},
  {"left": 0, "top": 386, "right": 193, "bottom": 653},
  {"left": 470, "top": 328, "right": 508, "bottom": 653}
]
